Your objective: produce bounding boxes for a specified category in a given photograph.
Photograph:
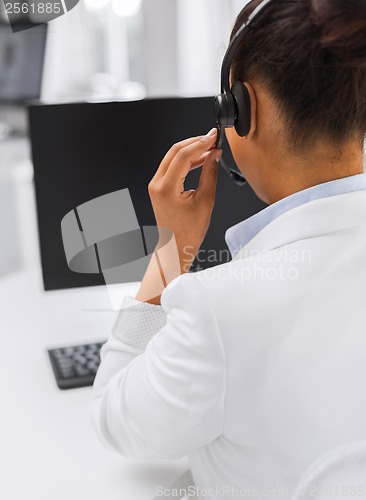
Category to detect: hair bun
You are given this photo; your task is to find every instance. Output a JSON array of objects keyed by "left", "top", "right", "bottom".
[{"left": 310, "top": 0, "right": 366, "bottom": 67}]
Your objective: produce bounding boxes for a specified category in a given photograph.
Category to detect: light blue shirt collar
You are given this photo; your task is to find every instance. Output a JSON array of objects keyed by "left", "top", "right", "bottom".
[{"left": 225, "top": 173, "right": 366, "bottom": 258}]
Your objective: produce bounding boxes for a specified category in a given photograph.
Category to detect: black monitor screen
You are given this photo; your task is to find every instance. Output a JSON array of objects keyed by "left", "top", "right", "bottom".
[
  {"left": 0, "top": 23, "right": 47, "bottom": 104},
  {"left": 29, "top": 97, "right": 266, "bottom": 291}
]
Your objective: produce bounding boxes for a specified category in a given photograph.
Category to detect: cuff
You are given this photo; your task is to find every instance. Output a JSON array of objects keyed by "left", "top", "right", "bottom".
[{"left": 112, "top": 295, "right": 167, "bottom": 351}]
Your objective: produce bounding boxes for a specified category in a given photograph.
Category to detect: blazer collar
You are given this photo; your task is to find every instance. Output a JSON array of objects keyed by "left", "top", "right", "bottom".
[
  {"left": 232, "top": 189, "right": 366, "bottom": 261},
  {"left": 226, "top": 173, "right": 366, "bottom": 260}
]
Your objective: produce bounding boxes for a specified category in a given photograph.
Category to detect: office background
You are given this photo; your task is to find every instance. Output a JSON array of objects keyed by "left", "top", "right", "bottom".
[
  {"left": 1, "top": 0, "right": 247, "bottom": 101},
  {"left": 0, "top": 0, "right": 249, "bottom": 277}
]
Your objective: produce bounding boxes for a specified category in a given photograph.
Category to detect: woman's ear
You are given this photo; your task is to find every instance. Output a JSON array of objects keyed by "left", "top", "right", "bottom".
[{"left": 244, "top": 82, "right": 257, "bottom": 140}]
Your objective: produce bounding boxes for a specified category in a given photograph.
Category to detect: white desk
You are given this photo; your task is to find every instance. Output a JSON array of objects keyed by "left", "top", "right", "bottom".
[{"left": 0, "top": 139, "right": 188, "bottom": 500}]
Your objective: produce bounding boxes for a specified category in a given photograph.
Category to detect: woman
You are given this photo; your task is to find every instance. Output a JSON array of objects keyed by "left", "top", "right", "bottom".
[{"left": 90, "top": 0, "right": 366, "bottom": 497}]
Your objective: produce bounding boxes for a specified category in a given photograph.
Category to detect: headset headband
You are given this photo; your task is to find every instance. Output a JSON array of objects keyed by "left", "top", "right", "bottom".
[
  {"left": 221, "top": 0, "right": 274, "bottom": 93},
  {"left": 215, "top": 0, "right": 275, "bottom": 184}
]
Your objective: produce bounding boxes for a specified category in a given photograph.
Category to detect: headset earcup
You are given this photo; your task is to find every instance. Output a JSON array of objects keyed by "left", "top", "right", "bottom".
[{"left": 231, "top": 81, "right": 251, "bottom": 137}]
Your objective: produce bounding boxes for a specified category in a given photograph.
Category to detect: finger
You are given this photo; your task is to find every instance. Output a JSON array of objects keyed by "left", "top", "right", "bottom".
[
  {"left": 164, "top": 129, "right": 218, "bottom": 190},
  {"left": 154, "top": 136, "right": 206, "bottom": 180},
  {"left": 195, "top": 149, "right": 221, "bottom": 201},
  {"left": 189, "top": 151, "right": 211, "bottom": 171}
]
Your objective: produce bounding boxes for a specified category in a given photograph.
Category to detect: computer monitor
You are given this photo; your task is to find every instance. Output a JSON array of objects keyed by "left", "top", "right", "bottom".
[
  {"left": 29, "top": 97, "right": 267, "bottom": 291},
  {"left": 0, "top": 22, "right": 47, "bottom": 104}
]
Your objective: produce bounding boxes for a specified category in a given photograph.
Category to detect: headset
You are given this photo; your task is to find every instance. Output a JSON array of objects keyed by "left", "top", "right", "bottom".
[{"left": 214, "top": 0, "right": 274, "bottom": 186}]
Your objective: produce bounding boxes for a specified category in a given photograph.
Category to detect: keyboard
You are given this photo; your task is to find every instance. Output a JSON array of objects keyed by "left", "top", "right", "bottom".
[{"left": 48, "top": 341, "right": 105, "bottom": 390}]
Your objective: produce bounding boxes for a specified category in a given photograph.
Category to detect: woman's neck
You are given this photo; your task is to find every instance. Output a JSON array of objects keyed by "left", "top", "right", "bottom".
[{"left": 264, "top": 142, "right": 365, "bottom": 204}]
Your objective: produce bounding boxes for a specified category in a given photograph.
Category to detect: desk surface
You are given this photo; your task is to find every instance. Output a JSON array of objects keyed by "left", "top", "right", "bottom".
[{"left": 0, "top": 139, "right": 188, "bottom": 500}]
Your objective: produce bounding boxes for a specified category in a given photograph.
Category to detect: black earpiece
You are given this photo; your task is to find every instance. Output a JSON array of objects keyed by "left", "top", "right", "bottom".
[
  {"left": 215, "top": 81, "right": 251, "bottom": 151},
  {"left": 214, "top": 0, "right": 274, "bottom": 184},
  {"left": 231, "top": 81, "right": 251, "bottom": 138}
]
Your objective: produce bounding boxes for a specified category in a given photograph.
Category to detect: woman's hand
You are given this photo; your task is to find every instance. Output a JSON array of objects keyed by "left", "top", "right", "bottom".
[
  {"left": 148, "top": 128, "right": 222, "bottom": 270},
  {"left": 135, "top": 128, "right": 222, "bottom": 305}
]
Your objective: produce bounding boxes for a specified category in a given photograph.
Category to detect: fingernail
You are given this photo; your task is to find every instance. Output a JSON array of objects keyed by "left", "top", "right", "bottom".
[
  {"left": 215, "top": 150, "right": 223, "bottom": 163},
  {"left": 207, "top": 128, "right": 217, "bottom": 138}
]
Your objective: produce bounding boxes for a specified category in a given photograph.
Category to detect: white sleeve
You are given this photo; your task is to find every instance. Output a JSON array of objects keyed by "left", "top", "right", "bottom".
[{"left": 89, "top": 273, "right": 226, "bottom": 460}]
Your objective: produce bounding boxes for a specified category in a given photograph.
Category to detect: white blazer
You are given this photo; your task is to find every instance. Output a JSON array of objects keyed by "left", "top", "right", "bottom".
[{"left": 90, "top": 189, "right": 366, "bottom": 499}]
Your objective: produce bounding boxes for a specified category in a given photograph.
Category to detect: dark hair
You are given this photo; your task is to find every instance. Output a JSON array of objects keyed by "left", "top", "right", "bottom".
[{"left": 230, "top": 0, "right": 366, "bottom": 153}]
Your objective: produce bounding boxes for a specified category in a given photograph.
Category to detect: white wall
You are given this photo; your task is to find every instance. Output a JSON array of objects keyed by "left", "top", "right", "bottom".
[
  {"left": 42, "top": 4, "right": 101, "bottom": 101},
  {"left": 176, "top": 0, "right": 234, "bottom": 97},
  {"left": 141, "top": 0, "right": 178, "bottom": 97}
]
